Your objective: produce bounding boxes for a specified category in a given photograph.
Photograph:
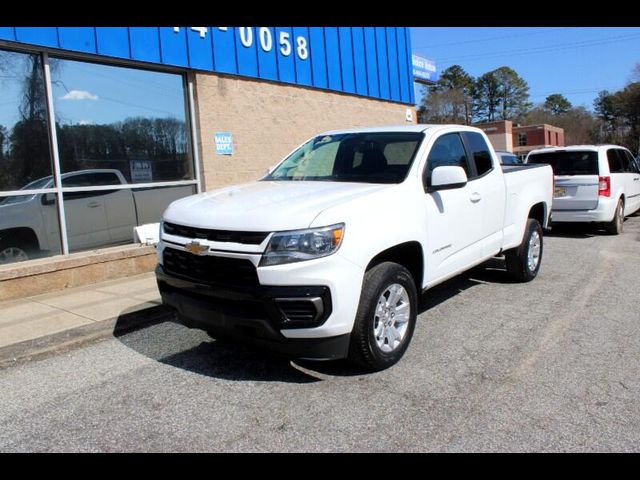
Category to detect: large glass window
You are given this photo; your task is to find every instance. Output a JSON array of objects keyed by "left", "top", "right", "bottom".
[
  {"left": 0, "top": 47, "right": 198, "bottom": 265},
  {"left": 0, "top": 49, "right": 60, "bottom": 265},
  {"left": 0, "top": 50, "right": 53, "bottom": 192},
  {"left": 51, "top": 58, "right": 193, "bottom": 184}
]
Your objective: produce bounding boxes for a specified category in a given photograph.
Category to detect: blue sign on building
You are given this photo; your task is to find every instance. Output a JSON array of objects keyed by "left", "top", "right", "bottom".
[
  {"left": 412, "top": 54, "right": 438, "bottom": 84},
  {"left": 214, "top": 132, "right": 234, "bottom": 155},
  {"left": 0, "top": 26, "right": 416, "bottom": 104}
]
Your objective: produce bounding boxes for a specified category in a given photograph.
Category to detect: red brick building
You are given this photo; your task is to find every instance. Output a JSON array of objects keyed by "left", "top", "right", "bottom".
[{"left": 474, "top": 120, "right": 565, "bottom": 159}]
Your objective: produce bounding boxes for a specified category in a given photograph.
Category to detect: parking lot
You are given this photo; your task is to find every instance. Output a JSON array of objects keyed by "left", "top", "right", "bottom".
[{"left": 1, "top": 215, "right": 639, "bottom": 452}]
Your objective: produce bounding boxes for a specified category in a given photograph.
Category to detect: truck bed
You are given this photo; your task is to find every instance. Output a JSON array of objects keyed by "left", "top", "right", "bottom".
[{"left": 501, "top": 163, "right": 549, "bottom": 173}]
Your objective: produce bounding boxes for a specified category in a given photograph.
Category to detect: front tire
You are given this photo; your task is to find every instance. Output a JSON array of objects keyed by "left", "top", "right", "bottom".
[
  {"left": 505, "top": 218, "right": 543, "bottom": 282},
  {"left": 0, "top": 240, "right": 30, "bottom": 265},
  {"left": 348, "top": 262, "right": 417, "bottom": 371},
  {"left": 605, "top": 199, "right": 624, "bottom": 235}
]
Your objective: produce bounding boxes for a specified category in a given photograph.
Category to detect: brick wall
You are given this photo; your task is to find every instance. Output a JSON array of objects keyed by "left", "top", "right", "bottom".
[{"left": 194, "top": 73, "right": 416, "bottom": 190}]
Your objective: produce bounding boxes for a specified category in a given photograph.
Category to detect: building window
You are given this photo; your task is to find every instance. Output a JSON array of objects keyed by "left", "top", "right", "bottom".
[
  {"left": 518, "top": 132, "right": 527, "bottom": 147},
  {"left": 51, "top": 58, "right": 193, "bottom": 183},
  {"left": 0, "top": 50, "right": 62, "bottom": 263},
  {"left": 0, "top": 47, "right": 198, "bottom": 264},
  {"left": 555, "top": 131, "right": 559, "bottom": 145}
]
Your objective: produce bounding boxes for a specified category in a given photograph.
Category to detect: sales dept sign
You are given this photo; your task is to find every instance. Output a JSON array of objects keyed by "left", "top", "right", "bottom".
[{"left": 215, "top": 132, "right": 234, "bottom": 155}]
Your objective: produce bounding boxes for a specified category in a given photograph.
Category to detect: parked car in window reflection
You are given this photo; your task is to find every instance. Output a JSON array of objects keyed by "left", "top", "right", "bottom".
[{"left": 0, "top": 169, "right": 193, "bottom": 265}]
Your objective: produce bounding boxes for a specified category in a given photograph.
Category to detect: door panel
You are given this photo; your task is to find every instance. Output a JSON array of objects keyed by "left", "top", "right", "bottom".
[
  {"left": 423, "top": 133, "right": 483, "bottom": 283},
  {"left": 102, "top": 189, "right": 137, "bottom": 244},
  {"left": 63, "top": 192, "right": 110, "bottom": 251},
  {"left": 622, "top": 150, "right": 640, "bottom": 213},
  {"left": 425, "top": 185, "right": 483, "bottom": 281}
]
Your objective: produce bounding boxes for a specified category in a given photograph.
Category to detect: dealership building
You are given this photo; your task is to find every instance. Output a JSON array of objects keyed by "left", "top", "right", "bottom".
[{"left": 0, "top": 27, "right": 420, "bottom": 299}]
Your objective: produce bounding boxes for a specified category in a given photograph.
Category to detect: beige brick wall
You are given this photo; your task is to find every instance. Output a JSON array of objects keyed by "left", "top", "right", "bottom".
[{"left": 194, "top": 73, "right": 416, "bottom": 190}]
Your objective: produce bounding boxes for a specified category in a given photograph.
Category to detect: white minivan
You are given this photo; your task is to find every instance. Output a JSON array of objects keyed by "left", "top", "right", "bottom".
[{"left": 526, "top": 145, "right": 640, "bottom": 234}]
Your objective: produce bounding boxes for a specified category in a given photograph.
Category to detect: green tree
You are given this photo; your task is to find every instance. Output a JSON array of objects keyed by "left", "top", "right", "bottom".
[
  {"left": 494, "top": 66, "right": 531, "bottom": 120},
  {"left": 593, "top": 83, "right": 640, "bottom": 153},
  {"left": 594, "top": 90, "right": 621, "bottom": 143},
  {"left": 418, "top": 65, "right": 474, "bottom": 124},
  {"left": 631, "top": 62, "right": 640, "bottom": 82},
  {"left": 473, "top": 67, "right": 530, "bottom": 122},
  {"left": 472, "top": 71, "right": 500, "bottom": 122},
  {"left": 613, "top": 82, "right": 640, "bottom": 154},
  {"left": 543, "top": 94, "right": 572, "bottom": 115},
  {"left": 436, "top": 65, "right": 474, "bottom": 124},
  {"left": 0, "top": 125, "right": 7, "bottom": 161}
]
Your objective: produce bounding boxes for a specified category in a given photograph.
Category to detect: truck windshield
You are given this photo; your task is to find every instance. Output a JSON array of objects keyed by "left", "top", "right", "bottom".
[
  {"left": 527, "top": 151, "right": 599, "bottom": 175},
  {"left": 264, "top": 132, "right": 424, "bottom": 184},
  {"left": 0, "top": 176, "right": 53, "bottom": 206}
]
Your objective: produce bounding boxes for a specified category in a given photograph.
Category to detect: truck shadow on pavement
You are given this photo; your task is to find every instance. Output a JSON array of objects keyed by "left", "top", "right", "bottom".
[
  {"left": 112, "top": 260, "right": 517, "bottom": 381},
  {"left": 545, "top": 223, "right": 608, "bottom": 239},
  {"left": 113, "top": 314, "right": 325, "bottom": 383}
]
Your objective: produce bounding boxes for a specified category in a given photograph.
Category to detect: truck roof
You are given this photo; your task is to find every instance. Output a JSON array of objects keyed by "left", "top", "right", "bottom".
[{"left": 528, "top": 144, "right": 630, "bottom": 155}]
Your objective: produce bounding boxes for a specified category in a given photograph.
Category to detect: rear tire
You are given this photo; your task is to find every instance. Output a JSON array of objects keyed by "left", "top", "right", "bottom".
[
  {"left": 605, "top": 199, "right": 624, "bottom": 235},
  {"left": 348, "top": 262, "right": 417, "bottom": 371},
  {"left": 505, "top": 218, "right": 543, "bottom": 282}
]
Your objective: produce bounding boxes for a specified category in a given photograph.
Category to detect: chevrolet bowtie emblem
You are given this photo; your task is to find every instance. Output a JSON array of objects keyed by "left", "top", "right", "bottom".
[{"left": 184, "top": 241, "right": 208, "bottom": 256}]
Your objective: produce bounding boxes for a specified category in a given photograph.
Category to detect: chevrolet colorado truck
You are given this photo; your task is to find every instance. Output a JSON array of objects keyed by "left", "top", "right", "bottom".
[{"left": 156, "top": 125, "right": 553, "bottom": 370}]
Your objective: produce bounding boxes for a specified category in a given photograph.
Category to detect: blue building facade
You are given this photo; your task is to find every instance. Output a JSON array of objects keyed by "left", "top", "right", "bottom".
[{"left": 0, "top": 26, "right": 415, "bottom": 104}]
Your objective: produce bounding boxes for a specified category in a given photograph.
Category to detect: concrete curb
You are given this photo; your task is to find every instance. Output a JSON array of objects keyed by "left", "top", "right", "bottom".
[{"left": 0, "top": 305, "right": 175, "bottom": 369}]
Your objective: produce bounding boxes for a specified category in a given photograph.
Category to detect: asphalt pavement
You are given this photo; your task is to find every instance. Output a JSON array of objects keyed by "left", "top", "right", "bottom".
[{"left": 1, "top": 215, "right": 639, "bottom": 452}]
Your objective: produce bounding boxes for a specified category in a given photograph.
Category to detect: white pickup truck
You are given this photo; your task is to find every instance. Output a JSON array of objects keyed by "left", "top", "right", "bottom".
[
  {"left": 156, "top": 125, "right": 553, "bottom": 370},
  {"left": 0, "top": 169, "right": 192, "bottom": 264}
]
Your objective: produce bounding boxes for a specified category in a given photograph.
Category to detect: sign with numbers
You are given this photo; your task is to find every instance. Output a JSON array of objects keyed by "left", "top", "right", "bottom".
[{"left": 1, "top": 26, "right": 416, "bottom": 104}]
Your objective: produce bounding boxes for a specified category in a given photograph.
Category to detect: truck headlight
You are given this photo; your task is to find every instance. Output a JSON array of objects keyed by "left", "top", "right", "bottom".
[{"left": 259, "top": 223, "right": 345, "bottom": 267}]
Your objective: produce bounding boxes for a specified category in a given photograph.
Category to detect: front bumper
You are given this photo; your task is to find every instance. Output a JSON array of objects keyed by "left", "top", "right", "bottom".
[{"left": 156, "top": 265, "right": 350, "bottom": 360}]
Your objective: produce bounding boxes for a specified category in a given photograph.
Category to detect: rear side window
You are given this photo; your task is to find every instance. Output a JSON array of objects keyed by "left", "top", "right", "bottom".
[
  {"left": 462, "top": 132, "right": 493, "bottom": 177},
  {"left": 621, "top": 150, "right": 639, "bottom": 173},
  {"left": 528, "top": 151, "right": 599, "bottom": 175},
  {"left": 607, "top": 149, "right": 626, "bottom": 173}
]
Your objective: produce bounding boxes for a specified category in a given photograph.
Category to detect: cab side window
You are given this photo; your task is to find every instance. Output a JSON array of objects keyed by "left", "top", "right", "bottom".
[
  {"left": 424, "top": 133, "right": 470, "bottom": 187},
  {"left": 461, "top": 131, "right": 493, "bottom": 177}
]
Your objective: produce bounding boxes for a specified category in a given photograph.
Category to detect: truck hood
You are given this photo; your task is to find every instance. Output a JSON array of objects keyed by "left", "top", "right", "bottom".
[{"left": 162, "top": 181, "right": 390, "bottom": 231}]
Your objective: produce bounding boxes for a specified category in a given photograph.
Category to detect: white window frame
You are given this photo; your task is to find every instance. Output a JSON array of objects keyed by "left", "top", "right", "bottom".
[{"left": 0, "top": 44, "right": 201, "bottom": 257}]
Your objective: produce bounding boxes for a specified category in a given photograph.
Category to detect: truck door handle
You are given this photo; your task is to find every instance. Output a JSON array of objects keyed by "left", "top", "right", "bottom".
[
  {"left": 87, "top": 202, "right": 101, "bottom": 208},
  {"left": 470, "top": 192, "right": 482, "bottom": 203}
]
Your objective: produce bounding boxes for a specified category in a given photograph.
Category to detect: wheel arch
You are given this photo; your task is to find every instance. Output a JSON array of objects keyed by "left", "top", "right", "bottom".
[
  {"left": 365, "top": 241, "right": 424, "bottom": 292},
  {"left": 528, "top": 202, "right": 547, "bottom": 228},
  {"left": 0, "top": 227, "right": 40, "bottom": 250}
]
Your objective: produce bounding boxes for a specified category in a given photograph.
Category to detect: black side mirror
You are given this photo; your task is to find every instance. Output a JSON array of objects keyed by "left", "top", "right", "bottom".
[{"left": 41, "top": 193, "right": 55, "bottom": 206}]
